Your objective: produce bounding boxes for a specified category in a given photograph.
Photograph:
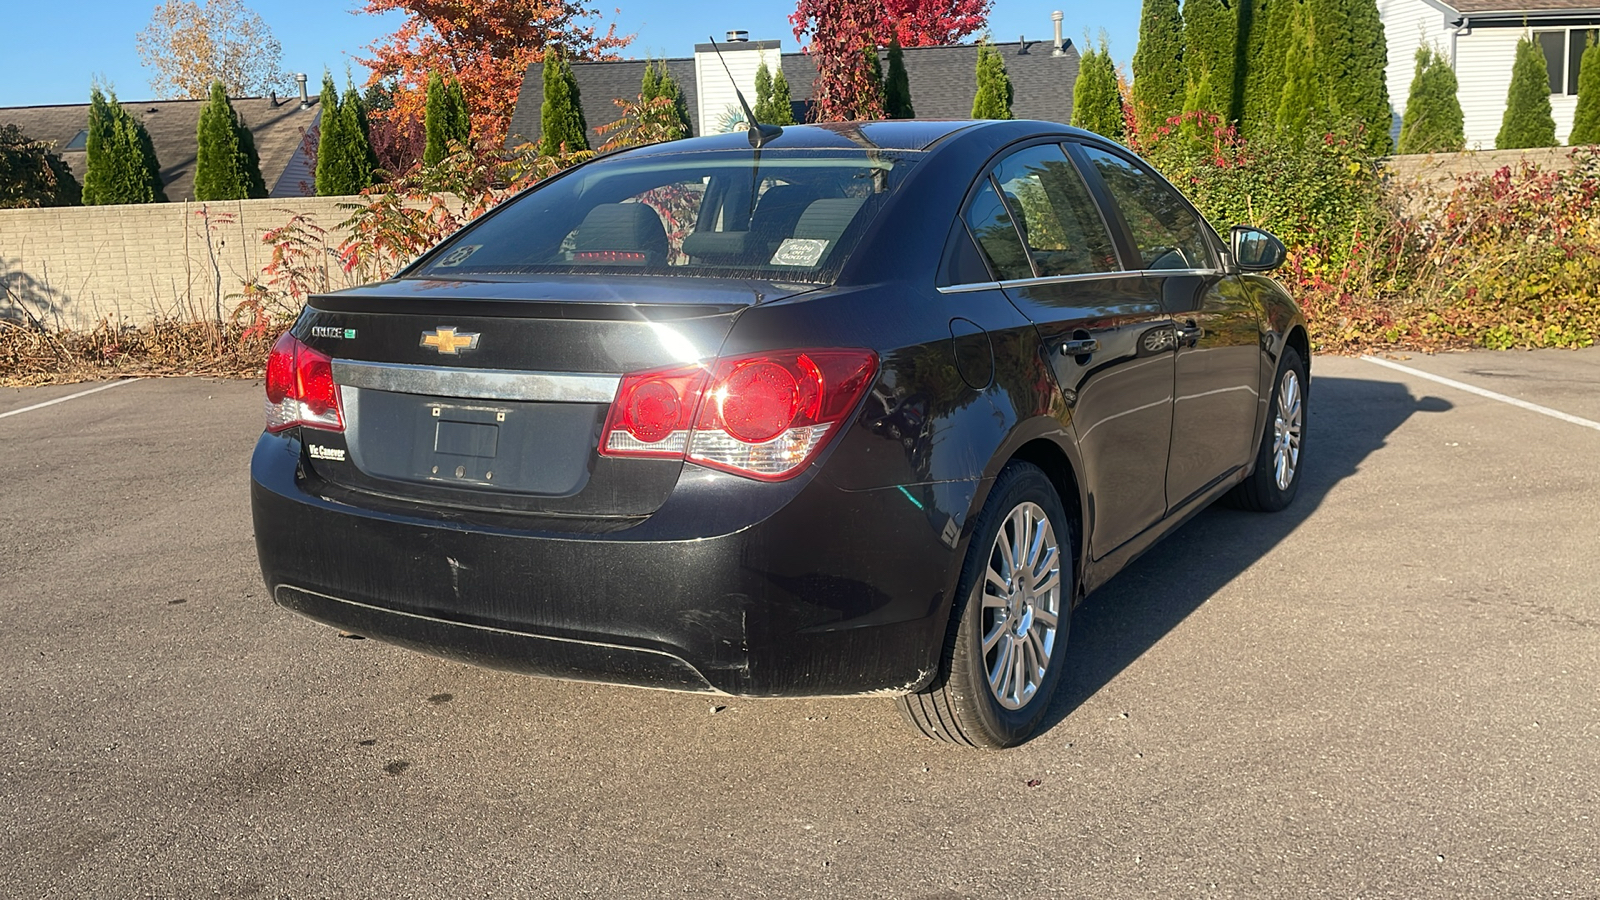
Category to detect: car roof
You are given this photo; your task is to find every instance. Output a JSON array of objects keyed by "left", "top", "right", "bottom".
[{"left": 613, "top": 119, "right": 1100, "bottom": 157}]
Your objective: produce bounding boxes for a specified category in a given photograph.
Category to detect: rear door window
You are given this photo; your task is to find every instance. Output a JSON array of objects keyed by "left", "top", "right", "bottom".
[{"left": 990, "top": 144, "right": 1120, "bottom": 277}]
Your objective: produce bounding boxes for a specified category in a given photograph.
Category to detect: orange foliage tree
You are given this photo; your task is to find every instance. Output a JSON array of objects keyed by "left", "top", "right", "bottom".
[{"left": 357, "top": 0, "right": 632, "bottom": 146}]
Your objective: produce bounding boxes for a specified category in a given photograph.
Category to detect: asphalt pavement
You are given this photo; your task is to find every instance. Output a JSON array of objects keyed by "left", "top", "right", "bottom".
[{"left": 1, "top": 350, "right": 1596, "bottom": 898}]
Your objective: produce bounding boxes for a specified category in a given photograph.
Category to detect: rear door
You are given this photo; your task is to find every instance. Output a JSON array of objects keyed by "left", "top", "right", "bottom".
[
  {"left": 1073, "top": 145, "right": 1263, "bottom": 509},
  {"left": 968, "top": 142, "right": 1178, "bottom": 559}
]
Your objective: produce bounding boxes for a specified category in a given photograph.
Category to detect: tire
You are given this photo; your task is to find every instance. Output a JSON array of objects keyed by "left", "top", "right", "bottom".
[
  {"left": 1223, "top": 346, "right": 1307, "bottom": 513},
  {"left": 899, "top": 461, "right": 1072, "bottom": 749}
]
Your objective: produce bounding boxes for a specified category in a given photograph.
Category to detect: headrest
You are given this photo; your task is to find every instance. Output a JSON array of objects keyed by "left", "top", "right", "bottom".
[
  {"left": 793, "top": 197, "right": 866, "bottom": 244},
  {"left": 571, "top": 203, "right": 669, "bottom": 265}
]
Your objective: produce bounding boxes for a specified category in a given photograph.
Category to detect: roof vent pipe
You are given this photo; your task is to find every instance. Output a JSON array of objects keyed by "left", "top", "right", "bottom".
[
  {"left": 726, "top": 30, "right": 749, "bottom": 42},
  {"left": 1051, "top": 11, "right": 1066, "bottom": 56},
  {"left": 296, "top": 73, "right": 310, "bottom": 109}
]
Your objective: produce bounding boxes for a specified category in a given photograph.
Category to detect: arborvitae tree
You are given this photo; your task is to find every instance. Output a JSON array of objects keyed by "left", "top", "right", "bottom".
[
  {"left": 194, "top": 81, "right": 266, "bottom": 200},
  {"left": 1497, "top": 33, "right": 1559, "bottom": 149},
  {"left": 538, "top": 52, "right": 589, "bottom": 154},
  {"left": 754, "top": 60, "right": 779, "bottom": 123},
  {"left": 864, "top": 47, "right": 887, "bottom": 119},
  {"left": 316, "top": 76, "right": 378, "bottom": 195},
  {"left": 641, "top": 59, "right": 692, "bottom": 137},
  {"left": 82, "top": 86, "right": 166, "bottom": 205},
  {"left": 1182, "top": 0, "right": 1236, "bottom": 121},
  {"left": 1275, "top": 2, "right": 1329, "bottom": 141},
  {"left": 972, "top": 43, "right": 1015, "bottom": 119},
  {"left": 341, "top": 83, "right": 379, "bottom": 182},
  {"left": 768, "top": 64, "right": 796, "bottom": 126},
  {"left": 314, "top": 74, "right": 343, "bottom": 195},
  {"left": 1132, "top": 0, "right": 1186, "bottom": 136},
  {"left": 424, "top": 71, "right": 472, "bottom": 165},
  {"left": 1309, "top": 0, "right": 1392, "bottom": 153},
  {"left": 1396, "top": 44, "right": 1465, "bottom": 154},
  {"left": 883, "top": 36, "right": 914, "bottom": 119},
  {"left": 1570, "top": 33, "right": 1600, "bottom": 145},
  {"left": 1073, "top": 39, "right": 1126, "bottom": 141},
  {"left": 1245, "top": 0, "right": 1294, "bottom": 138}
]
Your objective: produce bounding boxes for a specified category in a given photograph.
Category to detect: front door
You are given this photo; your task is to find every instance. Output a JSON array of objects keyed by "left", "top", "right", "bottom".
[
  {"left": 963, "top": 142, "right": 1176, "bottom": 559},
  {"left": 1072, "top": 144, "right": 1263, "bottom": 511}
]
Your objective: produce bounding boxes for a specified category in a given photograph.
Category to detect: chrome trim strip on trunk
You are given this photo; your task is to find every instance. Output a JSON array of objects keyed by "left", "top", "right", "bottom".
[{"left": 331, "top": 360, "right": 621, "bottom": 403}]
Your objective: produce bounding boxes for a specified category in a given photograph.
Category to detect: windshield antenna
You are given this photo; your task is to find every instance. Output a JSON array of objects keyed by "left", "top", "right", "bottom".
[{"left": 707, "top": 36, "right": 784, "bottom": 149}]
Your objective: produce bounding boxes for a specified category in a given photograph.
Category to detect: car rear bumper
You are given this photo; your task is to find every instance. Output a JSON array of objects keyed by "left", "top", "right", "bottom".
[{"left": 251, "top": 431, "right": 962, "bottom": 697}]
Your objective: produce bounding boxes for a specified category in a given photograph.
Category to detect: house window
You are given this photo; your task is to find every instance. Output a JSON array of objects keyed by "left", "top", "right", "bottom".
[
  {"left": 1535, "top": 28, "right": 1599, "bottom": 96},
  {"left": 63, "top": 129, "right": 88, "bottom": 152}
]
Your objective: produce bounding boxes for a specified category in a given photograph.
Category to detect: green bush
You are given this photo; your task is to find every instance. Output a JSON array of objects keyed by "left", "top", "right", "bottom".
[
  {"left": 1072, "top": 39, "right": 1126, "bottom": 142},
  {"left": 539, "top": 53, "right": 589, "bottom": 154},
  {"left": 195, "top": 81, "right": 267, "bottom": 201},
  {"left": 0, "top": 123, "right": 81, "bottom": 208},
  {"left": 423, "top": 72, "right": 472, "bottom": 166},
  {"left": 883, "top": 37, "right": 914, "bottom": 120},
  {"left": 1132, "top": 0, "right": 1186, "bottom": 137},
  {"left": 972, "top": 43, "right": 1014, "bottom": 119},
  {"left": 1397, "top": 44, "right": 1465, "bottom": 154},
  {"left": 1570, "top": 33, "right": 1600, "bottom": 145},
  {"left": 1498, "top": 34, "right": 1558, "bottom": 149},
  {"left": 82, "top": 87, "right": 166, "bottom": 205}
]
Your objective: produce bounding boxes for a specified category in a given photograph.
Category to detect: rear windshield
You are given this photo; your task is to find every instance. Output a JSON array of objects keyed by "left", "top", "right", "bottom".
[{"left": 410, "top": 149, "right": 920, "bottom": 284}]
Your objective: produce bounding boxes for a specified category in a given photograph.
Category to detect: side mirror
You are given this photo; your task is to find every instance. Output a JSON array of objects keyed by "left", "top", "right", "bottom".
[{"left": 1230, "top": 226, "right": 1287, "bottom": 272}]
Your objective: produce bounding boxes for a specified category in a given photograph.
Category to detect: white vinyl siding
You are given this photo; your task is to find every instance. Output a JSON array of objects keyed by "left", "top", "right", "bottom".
[
  {"left": 693, "top": 44, "right": 776, "bottom": 134},
  {"left": 1377, "top": 0, "right": 1458, "bottom": 126},
  {"left": 1456, "top": 24, "right": 1584, "bottom": 149}
]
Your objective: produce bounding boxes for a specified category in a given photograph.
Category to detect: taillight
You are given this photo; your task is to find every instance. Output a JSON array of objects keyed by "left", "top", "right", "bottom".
[
  {"left": 601, "top": 349, "right": 877, "bottom": 481},
  {"left": 264, "top": 332, "right": 345, "bottom": 433}
]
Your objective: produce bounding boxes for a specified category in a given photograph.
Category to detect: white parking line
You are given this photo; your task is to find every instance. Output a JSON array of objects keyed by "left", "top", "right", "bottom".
[
  {"left": 0, "top": 379, "right": 139, "bottom": 421},
  {"left": 1361, "top": 356, "right": 1600, "bottom": 433}
]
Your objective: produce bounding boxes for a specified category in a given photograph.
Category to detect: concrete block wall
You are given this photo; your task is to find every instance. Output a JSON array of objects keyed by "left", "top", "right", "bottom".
[
  {"left": 0, "top": 196, "right": 364, "bottom": 331},
  {"left": 1384, "top": 147, "right": 1579, "bottom": 188}
]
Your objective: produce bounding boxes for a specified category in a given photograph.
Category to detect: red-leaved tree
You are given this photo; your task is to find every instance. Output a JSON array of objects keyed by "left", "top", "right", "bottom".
[
  {"left": 790, "top": 0, "right": 886, "bottom": 121},
  {"left": 358, "top": 0, "right": 632, "bottom": 146},
  {"left": 881, "top": 0, "right": 992, "bottom": 47}
]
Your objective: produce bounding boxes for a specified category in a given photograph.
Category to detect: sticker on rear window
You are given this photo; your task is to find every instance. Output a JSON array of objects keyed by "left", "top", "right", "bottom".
[
  {"left": 433, "top": 244, "right": 482, "bottom": 268},
  {"left": 770, "top": 239, "right": 829, "bottom": 267}
]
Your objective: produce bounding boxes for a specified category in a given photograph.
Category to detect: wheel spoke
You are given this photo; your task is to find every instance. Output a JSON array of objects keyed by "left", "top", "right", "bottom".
[
  {"left": 1032, "top": 606, "right": 1058, "bottom": 629},
  {"left": 982, "top": 620, "right": 1007, "bottom": 653},
  {"left": 989, "top": 638, "right": 1013, "bottom": 696},
  {"left": 995, "top": 524, "right": 1017, "bottom": 580},
  {"left": 1033, "top": 566, "right": 1060, "bottom": 598},
  {"left": 984, "top": 567, "right": 1010, "bottom": 598},
  {"left": 1031, "top": 545, "right": 1057, "bottom": 585},
  {"left": 1027, "top": 628, "right": 1051, "bottom": 675}
]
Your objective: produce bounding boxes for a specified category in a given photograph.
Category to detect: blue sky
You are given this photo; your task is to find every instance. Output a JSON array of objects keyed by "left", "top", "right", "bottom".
[{"left": 0, "top": 1, "right": 1141, "bottom": 108}]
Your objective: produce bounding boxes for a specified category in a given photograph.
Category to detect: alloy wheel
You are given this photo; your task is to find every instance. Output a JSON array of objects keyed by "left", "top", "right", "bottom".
[
  {"left": 979, "top": 502, "right": 1062, "bottom": 710},
  {"left": 1272, "top": 368, "right": 1304, "bottom": 490}
]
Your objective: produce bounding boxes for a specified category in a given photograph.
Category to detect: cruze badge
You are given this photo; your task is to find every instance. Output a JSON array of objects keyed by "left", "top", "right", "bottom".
[{"left": 421, "top": 327, "right": 480, "bottom": 355}]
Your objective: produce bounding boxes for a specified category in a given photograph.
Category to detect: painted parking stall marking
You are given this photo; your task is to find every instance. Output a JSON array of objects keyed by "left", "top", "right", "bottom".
[
  {"left": 0, "top": 379, "right": 139, "bottom": 421},
  {"left": 1362, "top": 356, "right": 1600, "bottom": 433}
]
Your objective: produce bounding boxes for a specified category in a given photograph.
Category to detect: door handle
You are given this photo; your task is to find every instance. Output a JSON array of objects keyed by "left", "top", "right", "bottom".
[
  {"left": 1177, "top": 320, "right": 1204, "bottom": 347},
  {"left": 1060, "top": 338, "right": 1099, "bottom": 356}
]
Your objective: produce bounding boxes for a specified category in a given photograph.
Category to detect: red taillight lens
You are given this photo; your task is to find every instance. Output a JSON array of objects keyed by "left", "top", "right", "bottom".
[
  {"left": 600, "top": 348, "right": 877, "bottom": 481},
  {"left": 600, "top": 364, "right": 709, "bottom": 456},
  {"left": 264, "top": 333, "right": 345, "bottom": 434}
]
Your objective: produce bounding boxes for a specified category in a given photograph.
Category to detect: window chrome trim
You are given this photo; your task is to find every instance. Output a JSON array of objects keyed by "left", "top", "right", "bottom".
[
  {"left": 936, "top": 267, "right": 1223, "bottom": 294},
  {"left": 331, "top": 359, "right": 620, "bottom": 403}
]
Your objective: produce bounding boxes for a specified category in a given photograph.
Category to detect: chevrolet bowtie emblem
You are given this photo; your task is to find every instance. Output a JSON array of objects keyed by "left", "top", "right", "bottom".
[{"left": 420, "top": 327, "right": 480, "bottom": 355}]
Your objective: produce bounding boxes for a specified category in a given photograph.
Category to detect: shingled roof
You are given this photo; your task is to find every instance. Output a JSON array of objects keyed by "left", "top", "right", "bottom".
[
  {"left": 506, "top": 40, "right": 1081, "bottom": 150},
  {"left": 0, "top": 95, "right": 322, "bottom": 201},
  {"left": 1445, "top": 0, "right": 1600, "bottom": 14}
]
